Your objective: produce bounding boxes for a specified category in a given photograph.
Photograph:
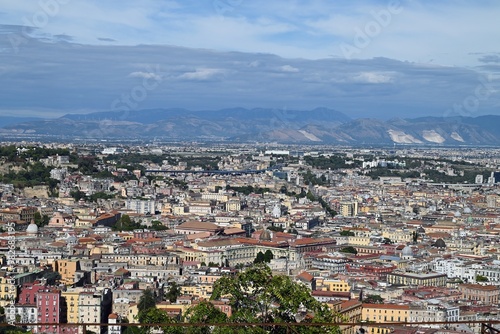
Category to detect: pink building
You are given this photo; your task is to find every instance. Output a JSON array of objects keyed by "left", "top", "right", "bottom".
[
  {"left": 18, "top": 281, "right": 46, "bottom": 305},
  {"left": 36, "top": 289, "right": 62, "bottom": 334}
]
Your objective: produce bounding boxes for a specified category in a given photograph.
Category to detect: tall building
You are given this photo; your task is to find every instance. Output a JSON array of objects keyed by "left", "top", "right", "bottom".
[
  {"left": 78, "top": 288, "right": 112, "bottom": 334},
  {"left": 340, "top": 202, "right": 358, "bottom": 217},
  {"left": 487, "top": 195, "right": 497, "bottom": 208},
  {"left": 62, "top": 288, "right": 82, "bottom": 331},
  {"left": 36, "top": 289, "right": 63, "bottom": 334}
]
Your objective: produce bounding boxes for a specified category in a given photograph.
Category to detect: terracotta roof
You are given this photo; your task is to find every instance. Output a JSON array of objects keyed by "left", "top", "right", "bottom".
[
  {"left": 291, "top": 238, "right": 334, "bottom": 246},
  {"left": 312, "top": 291, "right": 350, "bottom": 297},
  {"left": 186, "top": 232, "right": 212, "bottom": 241},
  {"left": 223, "top": 227, "right": 245, "bottom": 235},
  {"left": 459, "top": 284, "right": 499, "bottom": 291},
  {"left": 296, "top": 271, "right": 314, "bottom": 283},
  {"left": 362, "top": 303, "right": 409, "bottom": 310},
  {"left": 340, "top": 300, "right": 362, "bottom": 310},
  {"left": 176, "top": 221, "right": 221, "bottom": 231}
]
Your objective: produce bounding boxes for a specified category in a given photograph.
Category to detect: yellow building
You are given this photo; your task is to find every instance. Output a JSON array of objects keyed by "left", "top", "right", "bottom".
[
  {"left": 54, "top": 259, "right": 80, "bottom": 285},
  {"left": 382, "top": 228, "right": 412, "bottom": 243},
  {"left": 362, "top": 303, "right": 409, "bottom": 334},
  {"left": 348, "top": 236, "right": 371, "bottom": 246},
  {"left": 225, "top": 199, "right": 241, "bottom": 212},
  {"left": 180, "top": 284, "right": 213, "bottom": 299},
  {"left": 128, "top": 303, "right": 139, "bottom": 323},
  {"left": 0, "top": 276, "right": 17, "bottom": 307},
  {"left": 339, "top": 300, "right": 363, "bottom": 334},
  {"left": 340, "top": 202, "right": 358, "bottom": 217},
  {"left": 316, "top": 278, "right": 351, "bottom": 292},
  {"left": 387, "top": 272, "right": 447, "bottom": 287},
  {"left": 62, "top": 288, "right": 82, "bottom": 324},
  {"left": 157, "top": 302, "right": 190, "bottom": 316}
]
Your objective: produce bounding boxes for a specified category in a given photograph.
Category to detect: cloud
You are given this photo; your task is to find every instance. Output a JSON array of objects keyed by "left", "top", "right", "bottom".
[
  {"left": 53, "top": 34, "right": 73, "bottom": 42},
  {"left": 280, "top": 65, "right": 299, "bottom": 73},
  {"left": 352, "top": 72, "right": 393, "bottom": 84},
  {"left": 0, "top": 16, "right": 498, "bottom": 120},
  {"left": 0, "top": 1, "right": 498, "bottom": 68},
  {"left": 478, "top": 55, "right": 500, "bottom": 63},
  {"left": 98, "top": 37, "right": 116, "bottom": 42},
  {"left": 177, "top": 68, "right": 225, "bottom": 81},
  {"left": 248, "top": 60, "right": 262, "bottom": 68},
  {"left": 129, "top": 71, "right": 162, "bottom": 81}
]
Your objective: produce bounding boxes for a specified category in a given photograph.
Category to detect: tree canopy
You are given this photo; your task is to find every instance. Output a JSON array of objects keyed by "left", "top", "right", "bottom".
[
  {"left": 125, "top": 266, "right": 342, "bottom": 333},
  {"left": 209, "top": 264, "right": 340, "bottom": 333},
  {"left": 165, "top": 281, "right": 182, "bottom": 303}
]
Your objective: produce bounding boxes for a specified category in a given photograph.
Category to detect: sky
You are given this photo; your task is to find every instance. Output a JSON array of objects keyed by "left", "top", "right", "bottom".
[{"left": 0, "top": 0, "right": 499, "bottom": 119}]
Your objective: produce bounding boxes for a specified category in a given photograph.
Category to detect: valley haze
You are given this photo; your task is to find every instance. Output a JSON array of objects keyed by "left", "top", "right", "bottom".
[{"left": 2, "top": 108, "right": 500, "bottom": 145}]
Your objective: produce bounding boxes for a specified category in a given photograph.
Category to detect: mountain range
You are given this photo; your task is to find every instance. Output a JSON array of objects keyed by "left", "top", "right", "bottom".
[{"left": 1, "top": 108, "right": 500, "bottom": 145}]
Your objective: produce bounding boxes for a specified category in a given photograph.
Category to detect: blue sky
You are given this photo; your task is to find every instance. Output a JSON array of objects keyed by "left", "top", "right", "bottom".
[{"left": 0, "top": 0, "right": 498, "bottom": 119}]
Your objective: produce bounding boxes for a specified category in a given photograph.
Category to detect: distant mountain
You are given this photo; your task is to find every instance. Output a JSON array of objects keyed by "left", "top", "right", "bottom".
[
  {"left": 3, "top": 108, "right": 500, "bottom": 145},
  {"left": 61, "top": 107, "right": 351, "bottom": 125},
  {"left": 0, "top": 116, "right": 45, "bottom": 128}
]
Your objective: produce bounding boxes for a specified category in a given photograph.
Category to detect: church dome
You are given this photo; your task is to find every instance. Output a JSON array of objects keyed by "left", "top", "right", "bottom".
[
  {"left": 26, "top": 221, "right": 38, "bottom": 234},
  {"left": 434, "top": 238, "right": 446, "bottom": 249},
  {"left": 402, "top": 245, "right": 413, "bottom": 256},
  {"left": 259, "top": 228, "right": 272, "bottom": 241}
]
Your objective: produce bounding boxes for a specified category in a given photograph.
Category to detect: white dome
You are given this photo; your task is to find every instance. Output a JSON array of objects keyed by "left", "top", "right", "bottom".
[
  {"left": 26, "top": 222, "right": 38, "bottom": 234},
  {"left": 402, "top": 245, "right": 413, "bottom": 256}
]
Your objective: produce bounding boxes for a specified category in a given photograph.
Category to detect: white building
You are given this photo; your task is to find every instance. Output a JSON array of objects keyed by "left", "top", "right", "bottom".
[
  {"left": 432, "top": 258, "right": 477, "bottom": 283},
  {"left": 78, "top": 290, "right": 103, "bottom": 334},
  {"left": 108, "top": 313, "right": 121, "bottom": 334},
  {"left": 6, "top": 304, "right": 37, "bottom": 331},
  {"left": 125, "top": 199, "right": 157, "bottom": 215}
]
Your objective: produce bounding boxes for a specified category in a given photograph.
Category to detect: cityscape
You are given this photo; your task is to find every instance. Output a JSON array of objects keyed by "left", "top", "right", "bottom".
[{"left": 0, "top": 143, "right": 500, "bottom": 333}]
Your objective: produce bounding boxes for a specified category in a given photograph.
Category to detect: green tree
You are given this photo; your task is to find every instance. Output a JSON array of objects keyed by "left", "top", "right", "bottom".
[
  {"left": 184, "top": 300, "right": 230, "bottom": 334},
  {"left": 42, "top": 214, "right": 50, "bottom": 226},
  {"left": 136, "top": 307, "right": 182, "bottom": 334},
  {"left": 339, "top": 230, "right": 355, "bottom": 237},
  {"left": 113, "top": 214, "right": 142, "bottom": 231},
  {"left": 151, "top": 220, "right": 168, "bottom": 231},
  {"left": 138, "top": 289, "right": 156, "bottom": 318},
  {"left": 69, "top": 189, "right": 86, "bottom": 202},
  {"left": 264, "top": 250, "right": 274, "bottom": 263},
  {"left": 165, "top": 281, "right": 182, "bottom": 303},
  {"left": 412, "top": 231, "right": 418, "bottom": 243},
  {"left": 211, "top": 264, "right": 340, "bottom": 333},
  {"left": 33, "top": 211, "right": 42, "bottom": 225},
  {"left": 254, "top": 251, "right": 265, "bottom": 264},
  {"left": 41, "top": 271, "right": 61, "bottom": 285},
  {"left": 364, "top": 294, "right": 384, "bottom": 304},
  {"left": 340, "top": 246, "right": 358, "bottom": 255},
  {"left": 476, "top": 275, "right": 489, "bottom": 282},
  {"left": 306, "top": 191, "right": 316, "bottom": 201},
  {"left": 268, "top": 225, "right": 284, "bottom": 233},
  {"left": 383, "top": 238, "right": 392, "bottom": 244},
  {"left": 89, "top": 191, "right": 115, "bottom": 202}
]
